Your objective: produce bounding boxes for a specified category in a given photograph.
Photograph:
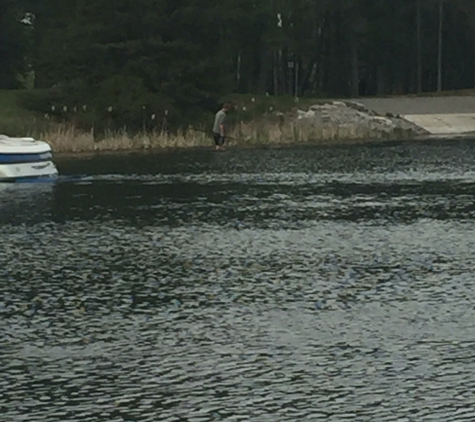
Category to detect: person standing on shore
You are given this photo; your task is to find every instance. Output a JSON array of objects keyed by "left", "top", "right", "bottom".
[{"left": 212, "top": 103, "right": 232, "bottom": 151}]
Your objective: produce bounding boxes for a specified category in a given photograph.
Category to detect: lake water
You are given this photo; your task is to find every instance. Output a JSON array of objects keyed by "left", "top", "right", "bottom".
[{"left": 2, "top": 140, "right": 475, "bottom": 421}]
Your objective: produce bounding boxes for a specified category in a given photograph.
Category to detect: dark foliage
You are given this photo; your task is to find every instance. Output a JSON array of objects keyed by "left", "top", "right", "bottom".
[{"left": 2, "top": 0, "right": 475, "bottom": 130}]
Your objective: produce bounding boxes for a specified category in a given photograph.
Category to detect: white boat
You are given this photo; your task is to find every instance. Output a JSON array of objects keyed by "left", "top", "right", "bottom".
[{"left": 0, "top": 135, "right": 58, "bottom": 182}]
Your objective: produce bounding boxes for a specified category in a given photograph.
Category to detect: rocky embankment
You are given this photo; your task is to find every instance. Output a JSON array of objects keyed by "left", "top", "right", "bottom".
[{"left": 293, "top": 100, "right": 429, "bottom": 141}]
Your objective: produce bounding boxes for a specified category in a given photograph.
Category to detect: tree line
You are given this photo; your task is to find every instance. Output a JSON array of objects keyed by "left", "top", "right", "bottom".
[{"left": 1, "top": 0, "right": 475, "bottom": 130}]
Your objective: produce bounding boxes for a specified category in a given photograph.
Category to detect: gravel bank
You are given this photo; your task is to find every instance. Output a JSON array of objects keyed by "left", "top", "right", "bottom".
[{"left": 294, "top": 100, "right": 429, "bottom": 140}]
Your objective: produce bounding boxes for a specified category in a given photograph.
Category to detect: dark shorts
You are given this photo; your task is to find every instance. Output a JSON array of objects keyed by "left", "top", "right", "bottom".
[{"left": 213, "top": 133, "right": 225, "bottom": 146}]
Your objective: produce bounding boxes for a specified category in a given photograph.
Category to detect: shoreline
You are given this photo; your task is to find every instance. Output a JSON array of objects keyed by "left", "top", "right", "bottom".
[
  {"left": 4, "top": 93, "right": 475, "bottom": 155},
  {"left": 52, "top": 133, "right": 475, "bottom": 159},
  {"left": 51, "top": 139, "right": 394, "bottom": 158},
  {"left": 46, "top": 100, "right": 429, "bottom": 155},
  {"left": 46, "top": 130, "right": 414, "bottom": 155}
]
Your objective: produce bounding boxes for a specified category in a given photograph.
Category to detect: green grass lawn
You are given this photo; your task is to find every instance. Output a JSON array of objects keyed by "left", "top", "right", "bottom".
[
  {"left": 226, "top": 93, "right": 319, "bottom": 114},
  {"left": 0, "top": 90, "right": 50, "bottom": 137},
  {"left": 0, "top": 90, "right": 28, "bottom": 118}
]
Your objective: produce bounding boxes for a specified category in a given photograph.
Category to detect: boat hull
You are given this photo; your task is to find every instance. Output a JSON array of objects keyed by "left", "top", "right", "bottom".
[
  {"left": 0, "top": 135, "right": 58, "bottom": 182},
  {"left": 0, "top": 160, "right": 58, "bottom": 182}
]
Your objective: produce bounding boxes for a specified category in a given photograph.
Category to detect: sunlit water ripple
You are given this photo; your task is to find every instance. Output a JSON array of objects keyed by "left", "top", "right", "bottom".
[{"left": 2, "top": 140, "right": 475, "bottom": 421}]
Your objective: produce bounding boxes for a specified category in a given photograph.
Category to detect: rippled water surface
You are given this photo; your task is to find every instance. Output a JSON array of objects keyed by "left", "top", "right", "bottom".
[{"left": 2, "top": 140, "right": 475, "bottom": 421}]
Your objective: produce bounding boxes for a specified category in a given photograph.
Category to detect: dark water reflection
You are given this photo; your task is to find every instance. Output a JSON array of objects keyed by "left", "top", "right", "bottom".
[{"left": 2, "top": 140, "right": 475, "bottom": 421}]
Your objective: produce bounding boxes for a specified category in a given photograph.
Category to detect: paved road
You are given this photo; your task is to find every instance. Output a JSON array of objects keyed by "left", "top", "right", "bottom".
[
  {"left": 355, "top": 95, "right": 475, "bottom": 135},
  {"left": 357, "top": 95, "right": 475, "bottom": 115}
]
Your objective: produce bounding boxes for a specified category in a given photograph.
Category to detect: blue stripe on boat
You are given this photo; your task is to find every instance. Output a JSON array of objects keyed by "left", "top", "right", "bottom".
[
  {"left": 0, "top": 152, "right": 53, "bottom": 164},
  {"left": 0, "top": 175, "right": 58, "bottom": 183}
]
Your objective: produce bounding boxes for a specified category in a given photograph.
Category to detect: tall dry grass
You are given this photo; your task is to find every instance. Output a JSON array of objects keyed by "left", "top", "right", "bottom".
[
  {"left": 43, "top": 125, "right": 213, "bottom": 153},
  {"left": 39, "top": 116, "right": 410, "bottom": 153},
  {"left": 228, "top": 117, "right": 405, "bottom": 146}
]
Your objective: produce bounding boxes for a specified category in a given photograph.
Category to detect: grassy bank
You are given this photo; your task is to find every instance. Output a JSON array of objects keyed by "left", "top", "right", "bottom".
[
  {"left": 0, "top": 89, "right": 460, "bottom": 152},
  {"left": 0, "top": 90, "right": 355, "bottom": 152},
  {"left": 42, "top": 120, "right": 415, "bottom": 154},
  {"left": 0, "top": 90, "right": 53, "bottom": 136}
]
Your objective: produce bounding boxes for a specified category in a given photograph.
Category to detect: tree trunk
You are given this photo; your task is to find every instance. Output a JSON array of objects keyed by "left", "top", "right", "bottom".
[
  {"left": 350, "top": 34, "right": 359, "bottom": 97},
  {"left": 416, "top": 0, "right": 422, "bottom": 93},
  {"left": 236, "top": 51, "right": 241, "bottom": 91},
  {"left": 437, "top": 0, "right": 443, "bottom": 92},
  {"left": 273, "top": 51, "right": 279, "bottom": 95},
  {"left": 377, "top": 65, "right": 387, "bottom": 95},
  {"left": 258, "top": 47, "right": 270, "bottom": 94}
]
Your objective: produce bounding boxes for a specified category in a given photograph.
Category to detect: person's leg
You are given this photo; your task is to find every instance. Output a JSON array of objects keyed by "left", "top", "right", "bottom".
[
  {"left": 218, "top": 135, "right": 226, "bottom": 151},
  {"left": 213, "top": 133, "right": 221, "bottom": 150}
]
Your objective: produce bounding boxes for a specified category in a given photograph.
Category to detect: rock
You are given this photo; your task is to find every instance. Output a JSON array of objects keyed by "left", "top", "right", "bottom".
[
  {"left": 344, "top": 101, "right": 368, "bottom": 112},
  {"left": 293, "top": 100, "right": 428, "bottom": 141},
  {"left": 332, "top": 101, "right": 347, "bottom": 107},
  {"left": 297, "top": 110, "right": 317, "bottom": 120},
  {"left": 372, "top": 116, "right": 394, "bottom": 126}
]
